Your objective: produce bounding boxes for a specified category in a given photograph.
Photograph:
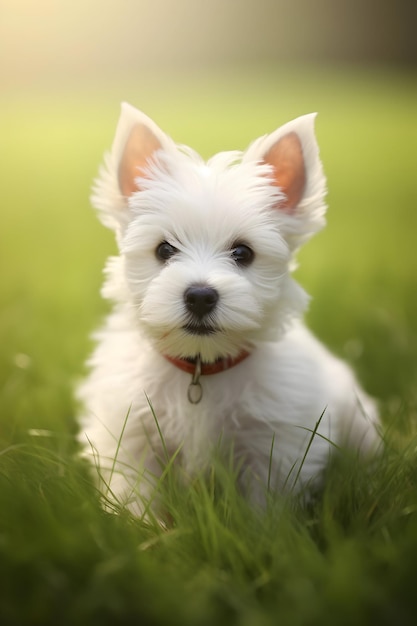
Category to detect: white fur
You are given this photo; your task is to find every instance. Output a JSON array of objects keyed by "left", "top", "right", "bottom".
[{"left": 78, "top": 104, "right": 381, "bottom": 514}]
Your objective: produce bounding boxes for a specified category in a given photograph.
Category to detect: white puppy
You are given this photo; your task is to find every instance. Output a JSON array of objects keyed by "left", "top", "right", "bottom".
[{"left": 78, "top": 104, "right": 380, "bottom": 514}]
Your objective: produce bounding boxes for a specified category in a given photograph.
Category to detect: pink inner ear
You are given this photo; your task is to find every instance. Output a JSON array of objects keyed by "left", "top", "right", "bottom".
[
  {"left": 118, "top": 124, "right": 162, "bottom": 197},
  {"left": 263, "top": 132, "right": 306, "bottom": 212}
]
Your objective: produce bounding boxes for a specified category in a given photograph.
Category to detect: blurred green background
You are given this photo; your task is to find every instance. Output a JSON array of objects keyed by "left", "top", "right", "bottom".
[{"left": 0, "top": 0, "right": 416, "bottom": 442}]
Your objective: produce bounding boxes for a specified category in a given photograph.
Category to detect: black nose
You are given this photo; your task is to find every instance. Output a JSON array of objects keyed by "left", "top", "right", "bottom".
[{"left": 184, "top": 285, "right": 219, "bottom": 319}]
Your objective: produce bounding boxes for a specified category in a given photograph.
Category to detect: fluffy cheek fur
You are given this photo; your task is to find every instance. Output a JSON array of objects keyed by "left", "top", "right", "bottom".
[{"left": 121, "top": 214, "right": 297, "bottom": 362}]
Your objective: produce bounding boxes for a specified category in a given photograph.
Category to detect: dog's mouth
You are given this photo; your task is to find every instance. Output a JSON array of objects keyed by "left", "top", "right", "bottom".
[{"left": 183, "top": 322, "right": 219, "bottom": 336}]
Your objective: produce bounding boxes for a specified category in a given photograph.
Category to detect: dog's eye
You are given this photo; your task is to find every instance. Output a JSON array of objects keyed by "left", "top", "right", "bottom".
[
  {"left": 231, "top": 243, "right": 254, "bottom": 266},
  {"left": 156, "top": 241, "right": 178, "bottom": 262}
]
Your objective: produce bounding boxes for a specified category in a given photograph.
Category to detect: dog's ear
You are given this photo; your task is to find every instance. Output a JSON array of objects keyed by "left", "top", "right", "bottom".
[
  {"left": 244, "top": 113, "right": 327, "bottom": 247},
  {"left": 118, "top": 121, "right": 163, "bottom": 197},
  {"left": 115, "top": 103, "right": 172, "bottom": 197},
  {"left": 91, "top": 103, "right": 173, "bottom": 233},
  {"left": 263, "top": 132, "right": 306, "bottom": 212}
]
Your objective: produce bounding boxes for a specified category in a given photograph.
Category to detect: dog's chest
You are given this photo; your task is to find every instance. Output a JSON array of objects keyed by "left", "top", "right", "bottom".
[{"left": 139, "top": 361, "right": 250, "bottom": 461}]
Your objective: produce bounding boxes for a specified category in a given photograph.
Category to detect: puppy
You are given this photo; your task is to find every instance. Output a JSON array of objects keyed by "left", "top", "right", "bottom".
[{"left": 78, "top": 103, "right": 380, "bottom": 514}]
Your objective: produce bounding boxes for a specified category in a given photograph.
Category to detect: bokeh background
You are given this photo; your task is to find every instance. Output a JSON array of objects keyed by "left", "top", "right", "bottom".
[
  {"left": 1, "top": 0, "right": 415, "bottom": 81},
  {"left": 1, "top": 0, "right": 416, "bottom": 439}
]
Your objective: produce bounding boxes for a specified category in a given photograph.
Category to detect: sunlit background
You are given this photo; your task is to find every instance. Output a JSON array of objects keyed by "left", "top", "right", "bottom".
[
  {"left": 1, "top": 0, "right": 415, "bottom": 84},
  {"left": 0, "top": 0, "right": 416, "bottom": 432}
]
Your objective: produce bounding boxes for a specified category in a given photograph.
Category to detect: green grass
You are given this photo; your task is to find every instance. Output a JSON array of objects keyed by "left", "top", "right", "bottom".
[{"left": 1, "top": 66, "right": 417, "bottom": 624}]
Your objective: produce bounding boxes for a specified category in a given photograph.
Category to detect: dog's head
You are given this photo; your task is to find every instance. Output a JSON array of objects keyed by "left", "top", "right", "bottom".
[{"left": 93, "top": 103, "right": 326, "bottom": 362}]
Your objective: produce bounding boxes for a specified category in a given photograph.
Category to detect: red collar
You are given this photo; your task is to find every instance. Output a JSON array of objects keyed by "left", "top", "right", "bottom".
[{"left": 164, "top": 350, "right": 251, "bottom": 376}]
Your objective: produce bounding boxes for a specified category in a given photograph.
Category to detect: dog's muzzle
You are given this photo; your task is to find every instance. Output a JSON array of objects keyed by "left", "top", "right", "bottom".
[{"left": 183, "top": 284, "right": 219, "bottom": 335}]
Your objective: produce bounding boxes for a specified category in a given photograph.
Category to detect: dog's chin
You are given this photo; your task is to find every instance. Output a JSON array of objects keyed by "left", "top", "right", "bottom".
[
  {"left": 151, "top": 324, "right": 250, "bottom": 363},
  {"left": 182, "top": 323, "right": 218, "bottom": 337}
]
